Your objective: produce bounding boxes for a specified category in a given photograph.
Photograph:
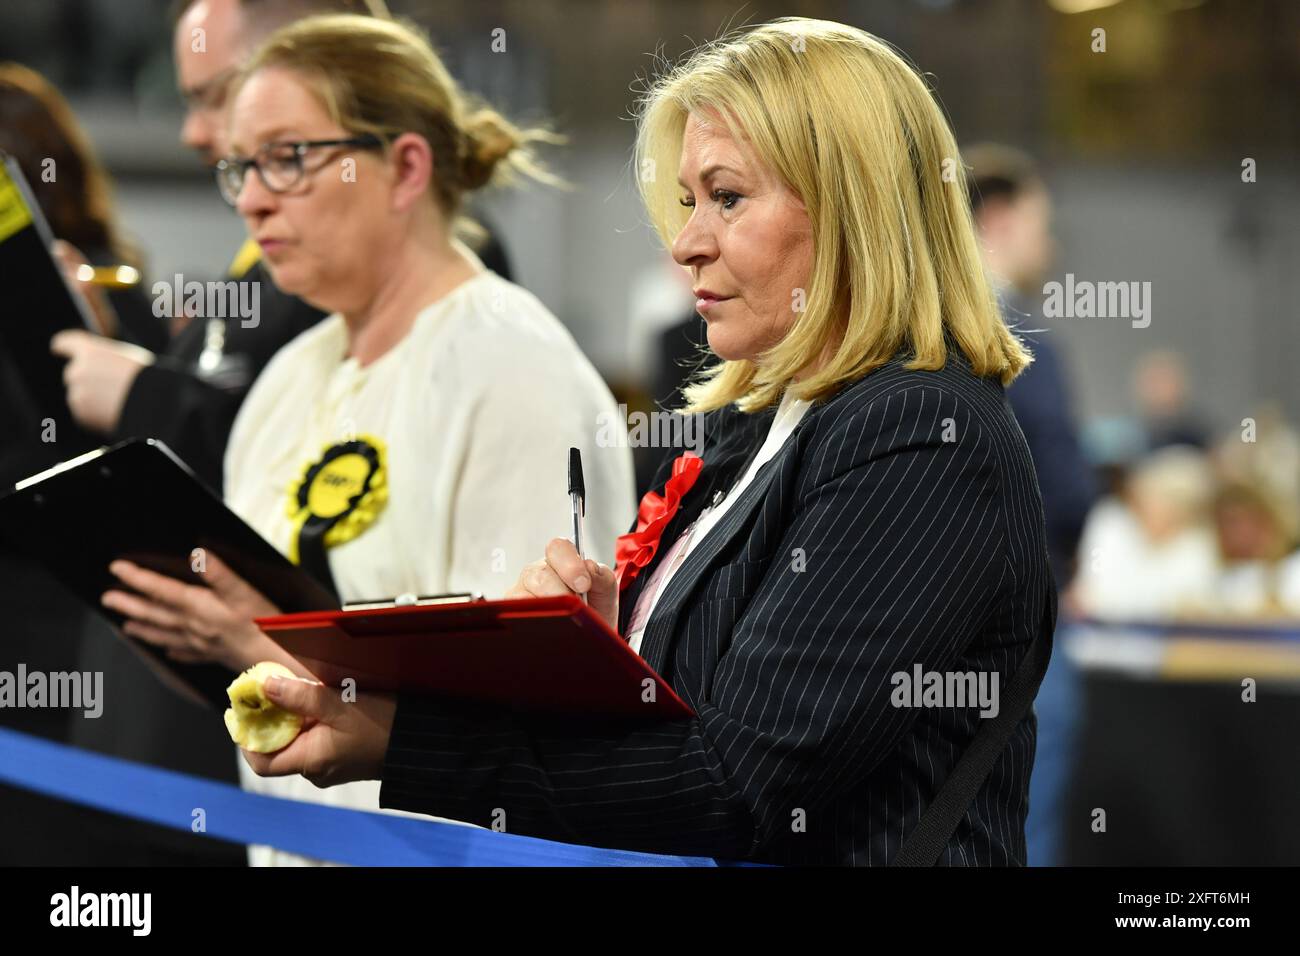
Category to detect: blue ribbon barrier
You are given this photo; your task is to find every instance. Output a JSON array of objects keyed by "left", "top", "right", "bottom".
[{"left": 0, "top": 727, "right": 725, "bottom": 866}]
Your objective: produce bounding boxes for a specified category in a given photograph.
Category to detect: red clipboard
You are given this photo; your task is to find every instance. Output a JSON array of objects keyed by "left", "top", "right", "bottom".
[{"left": 255, "top": 594, "right": 694, "bottom": 720}]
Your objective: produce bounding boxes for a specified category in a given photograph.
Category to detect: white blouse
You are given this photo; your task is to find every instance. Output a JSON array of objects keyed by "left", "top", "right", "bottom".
[
  {"left": 625, "top": 390, "right": 811, "bottom": 655},
  {"left": 225, "top": 266, "right": 636, "bottom": 865}
]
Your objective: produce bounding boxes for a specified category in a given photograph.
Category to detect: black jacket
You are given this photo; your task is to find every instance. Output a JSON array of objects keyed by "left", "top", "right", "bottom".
[
  {"left": 114, "top": 259, "right": 325, "bottom": 493},
  {"left": 380, "top": 348, "right": 1056, "bottom": 865}
]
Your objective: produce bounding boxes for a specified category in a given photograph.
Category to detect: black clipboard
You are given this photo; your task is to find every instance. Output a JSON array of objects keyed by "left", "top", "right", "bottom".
[
  {"left": 0, "top": 152, "right": 100, "bottom": 454},
  {"left": 0, "top": 438, "right": 340, "bottom": 707}
]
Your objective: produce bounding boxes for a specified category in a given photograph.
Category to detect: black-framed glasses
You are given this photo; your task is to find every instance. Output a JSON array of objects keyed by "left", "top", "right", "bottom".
[{"left": 214, "top": 134, "right": 384, "bottom": 206}]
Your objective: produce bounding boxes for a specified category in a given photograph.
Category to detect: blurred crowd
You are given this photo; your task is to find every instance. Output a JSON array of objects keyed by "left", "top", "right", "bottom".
[
  {"left": 960, "top": 144, "right": 1300, "bottom": 629},
  {"left": 1072, "top": 352, "right": 1300, "bottom": 622}
]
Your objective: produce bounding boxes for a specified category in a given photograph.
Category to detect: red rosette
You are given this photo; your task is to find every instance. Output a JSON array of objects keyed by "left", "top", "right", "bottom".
[{"left": 613, "top": 452, "right": 704, "bottom": 592}]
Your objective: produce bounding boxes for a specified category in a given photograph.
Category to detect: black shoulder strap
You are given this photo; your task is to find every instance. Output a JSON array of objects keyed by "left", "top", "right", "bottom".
[{"left": 891, "top": 592, "right": 1056, "bottom": 866}]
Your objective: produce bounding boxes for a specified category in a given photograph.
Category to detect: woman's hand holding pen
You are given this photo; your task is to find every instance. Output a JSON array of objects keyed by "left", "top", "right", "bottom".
[{"left": 507, "top": 537, "right": 619, "bottom": 633}]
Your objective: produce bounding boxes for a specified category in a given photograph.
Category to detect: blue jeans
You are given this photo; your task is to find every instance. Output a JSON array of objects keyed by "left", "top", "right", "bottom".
[{"left": 1026, "top": 622, "right": 1082, "bottom": 866}]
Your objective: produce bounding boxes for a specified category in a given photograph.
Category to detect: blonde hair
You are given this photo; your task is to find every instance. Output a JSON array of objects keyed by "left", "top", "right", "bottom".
[
  {"left": 237, "top": 14, "right": 559, "bottom": 234},
  {"left": 635, "top": 17, "right": 1032, "bottom": 413}
]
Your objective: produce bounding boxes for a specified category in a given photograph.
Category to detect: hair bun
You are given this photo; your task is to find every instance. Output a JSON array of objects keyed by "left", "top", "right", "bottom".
[{"left": 461, "top": 108, "right": 520, "bottom": 190}]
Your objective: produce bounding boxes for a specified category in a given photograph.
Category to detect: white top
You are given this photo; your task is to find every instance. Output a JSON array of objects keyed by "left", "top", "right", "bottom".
[
  {"left": 1073, "top": 497, "right": 1220, "bottom": 617},
  {"left": 625, "top": 390, "right": 811, "bottom": 655},
  {"left": 225, "top": 267, "right": 636, "bottom": 865},
  {"left": 1215, "top": 553, "right": 1300, "bottom": 615}
]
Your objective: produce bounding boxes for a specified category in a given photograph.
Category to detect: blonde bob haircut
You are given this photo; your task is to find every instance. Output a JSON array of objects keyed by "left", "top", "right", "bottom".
[
  {"left": 635, "top": 17, "right": 1032, "bottom": 414},
  {"left": 236, "top": 14, "right": 559, "bottom": 237}
]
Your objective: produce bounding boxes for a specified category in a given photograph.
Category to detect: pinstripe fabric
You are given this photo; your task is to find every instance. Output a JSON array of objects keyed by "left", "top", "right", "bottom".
[{"left": 380, "top": 347, "right": 1055, "bottom": 865}]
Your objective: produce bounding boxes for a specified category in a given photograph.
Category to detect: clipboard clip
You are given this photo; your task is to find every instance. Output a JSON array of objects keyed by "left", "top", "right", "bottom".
[{"left": 341, "top": 591, "right": 484, "bottom": 612}]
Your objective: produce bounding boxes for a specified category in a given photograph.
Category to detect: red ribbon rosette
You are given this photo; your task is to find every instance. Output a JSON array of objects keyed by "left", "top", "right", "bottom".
[{"left": 614, "top": 452, "right": 704, "bottom": 592}]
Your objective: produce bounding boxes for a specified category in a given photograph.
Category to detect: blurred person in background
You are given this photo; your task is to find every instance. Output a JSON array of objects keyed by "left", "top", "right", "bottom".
[
  {"left": 1073, "top": 445, "right": 1219, "bottom": 618},
  {"left": 100, "top": 13, "right": 635, "bottom": 866},
  {"left": 0, "top": 61, "right": 165, "bottom": 865},
  {"left": 0, "top": 63, "right": 164, "bottom": 353},
  {"left": 1132, "top": 350, "right": 1211, "bottom": 452},
  {"left": 1210, "top": 481, "right": 1300, "bottom": 616},
  {"left": 1209, "top": 406, "right": 1300, "bottom": 614},
  {"left": 1213, "top": 401, "right": 1300, "bottom": 535},
  {"left": 966, "top": 144, "right": 1094, "bottom": 866},
  {"left": 965, "top": 144, "right": 1095, "bottom": 597}
]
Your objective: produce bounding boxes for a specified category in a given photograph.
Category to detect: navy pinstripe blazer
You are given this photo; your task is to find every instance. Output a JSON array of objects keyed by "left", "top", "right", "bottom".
[{"left": 380, "top": 346, "right": 1056, "bottom": 865}]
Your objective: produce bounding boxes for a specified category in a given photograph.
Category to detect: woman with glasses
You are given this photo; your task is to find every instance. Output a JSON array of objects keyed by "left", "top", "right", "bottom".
[{"left": 100, "top": 13, "right": 636, "bottom": 865}]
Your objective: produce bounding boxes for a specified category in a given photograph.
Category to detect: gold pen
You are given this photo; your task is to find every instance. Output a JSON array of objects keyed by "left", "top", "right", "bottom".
[{"left": 73, "top": 263, "right": 141, "bottom": 290}]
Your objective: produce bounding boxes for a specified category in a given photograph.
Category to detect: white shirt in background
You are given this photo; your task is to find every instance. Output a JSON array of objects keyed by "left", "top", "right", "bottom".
[
  {"left": 224, "top": 267, "right": 636, "bottom": 865},
  {"left": 1074, "top": 497, "right": 1220, "bottom": 618}
]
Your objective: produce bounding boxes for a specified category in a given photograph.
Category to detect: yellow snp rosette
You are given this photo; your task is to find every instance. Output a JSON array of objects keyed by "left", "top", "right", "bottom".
[{"left": 285, "top": 434, "right": 388, "bottom": 594}]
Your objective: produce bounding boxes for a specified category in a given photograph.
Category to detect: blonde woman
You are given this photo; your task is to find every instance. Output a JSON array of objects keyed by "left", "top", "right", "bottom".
[
  {"left": 101, "top": 14, "right": 635, "bottom": 865},
  {"left": 241, "top": 18, "right": 1056, "bottom": 866}
]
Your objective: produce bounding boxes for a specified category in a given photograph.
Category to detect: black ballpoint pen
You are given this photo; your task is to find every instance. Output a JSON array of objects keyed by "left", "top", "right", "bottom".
[{"left": 568, "top": 447, "right": 587, "bottom": 604}]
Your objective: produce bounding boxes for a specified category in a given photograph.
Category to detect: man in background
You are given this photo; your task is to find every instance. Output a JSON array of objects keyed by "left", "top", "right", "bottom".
[
  {"left": 967, "top": 143, "right": 1096, "bottom": 866},
  {"left": 51, "top": 0, "right": 383, "bottom": 491}
]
